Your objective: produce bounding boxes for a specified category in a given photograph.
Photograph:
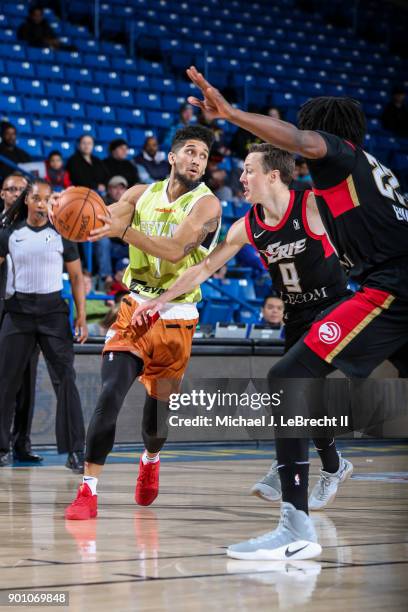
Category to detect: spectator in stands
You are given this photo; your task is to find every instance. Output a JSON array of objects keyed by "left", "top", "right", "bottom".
[
  {"left": 197, "top": 109, "right": 231, "bottom": 159},
  {"left": 230, "top": 127, "right": 261, "bottom": 161},
  {"left": 83, "top": 270, "right": 110, "bottom": 326},
  {"left": 87, "top": 292, "right": 126, "bottom": 337},
  {"left": 109, "top": 258, "right": 130, "bottom": 296},
  {"left": 260, "top": 295, "right": 285, "bottom": 328},
  {"left": 0, "top": 123, "right": 31, "bottom": 180},
  {"left": 134, "top": 137, "right": 169, "bottom": 183},
  {"left": 381, "top": 86, "right": 408, "bottom": 137},
  {"left": 290, "top": 158, "right": 313, "bottom": 190},
  {"left": 104, "top": 139, "right": 139, "bottom": 188},
  {"left": 17, "top": 6, "right": 60, "bottom": 49},
  {"left": 66, "top": 135, "right": 108, "bottom": 193},
  {"left": 163, "top": 102, "right": 195, "bottom": 150},
  {"left": 208, "top": 165, "right": 234, "bottom": 201},
  {"left": 45, "top": 151, "right": 71, "bottom": 191},
  {"left": 265, "top": 106, "right": 282, "bottom": 120}
]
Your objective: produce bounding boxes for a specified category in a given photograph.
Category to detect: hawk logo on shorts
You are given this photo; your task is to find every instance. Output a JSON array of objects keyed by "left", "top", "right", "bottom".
[{"left": 318, "top": 322, "right": 341, "bottom": 344}]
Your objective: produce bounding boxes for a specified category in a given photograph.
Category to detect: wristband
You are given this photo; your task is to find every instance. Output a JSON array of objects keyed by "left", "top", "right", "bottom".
[{"left": 121, "top": 224, "right": 131, "bottom": 240}]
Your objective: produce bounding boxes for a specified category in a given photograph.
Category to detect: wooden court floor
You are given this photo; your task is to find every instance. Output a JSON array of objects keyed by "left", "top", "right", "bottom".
[{"left": 0, "top": 444, "right": 407, "bottom": 611}]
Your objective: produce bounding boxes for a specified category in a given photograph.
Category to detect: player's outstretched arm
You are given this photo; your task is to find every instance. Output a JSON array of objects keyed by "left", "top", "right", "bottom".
[
  {"left": 104, "top": 194, "right": 222, "bottom": 263},
  {"left": 186, "top": 66, "right": 327, "bottom": 159},
  {"left": 88, "top": 184, "right": 148, "bottom": 241},
  {"left": 131, "top": 217, "right": 249, "bottom": 325}
]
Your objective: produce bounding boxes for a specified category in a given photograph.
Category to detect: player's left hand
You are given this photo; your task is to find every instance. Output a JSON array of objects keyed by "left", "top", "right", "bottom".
[
  {"left": 74, "top": 315, "right": 88, "bottom": 344},
  {"left": 88, "top": 211, "right": 121, "bottom": 242},
  {"left": 131, "top": 299, "right": 163, "bottom": 326}
]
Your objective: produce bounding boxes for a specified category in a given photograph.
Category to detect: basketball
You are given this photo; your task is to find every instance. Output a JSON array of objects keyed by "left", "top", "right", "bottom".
[{"left": 53, "top": 187, "right": 108, "bottom": 242}]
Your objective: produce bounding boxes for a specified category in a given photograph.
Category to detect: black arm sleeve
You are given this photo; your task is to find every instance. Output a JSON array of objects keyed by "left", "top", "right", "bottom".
[
  {"left": 0, "top": 228, "right": 10, "bottom": 258},
  {"left": 62, "top": 238, "right": 80, "bottom": 262},
  {"left": 307, "top": 131, "right": 357, "bottom": 190}
]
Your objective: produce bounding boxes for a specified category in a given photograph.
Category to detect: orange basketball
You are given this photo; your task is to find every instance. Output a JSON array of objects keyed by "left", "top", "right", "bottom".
[{"left": 53, "top": 187, "right": 108, "bottom": 242}]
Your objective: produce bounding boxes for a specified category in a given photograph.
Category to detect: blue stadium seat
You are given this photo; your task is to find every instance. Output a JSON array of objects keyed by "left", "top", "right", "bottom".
[
  {"left": 236, "top": 308, "right": 260, "bottom": 325},
  {"left": 15, "top": 78, "right": 45, "bottom": 96},
  {"left": 7, "top": 116, "right": 32, "bottom": 134},
  {"left": 28, "top": 47, "right": 56, "bottom": 63},
  {"left": 65, "top": 67, "right": 93, "bottom": 83},
  {"left": 129, "top": 128, "right": 156, "bottom": 147},
  {"left": 17, "top": 137, "right": 43, "bottom": 158},
  {"left": 43, "top": 139, "right": 75, "bottom": 159},
  {"left": 23, "top": 97, "right": 54, "bottom": 116},
  {"left": 134, "top": 92, "right": 161, "bottom": 110},
  {"left": 3, "top": 3, "right": 26, "bottom": 17},
  {"left": 65, "top": 121, "right": 95, "bottom": 139},
  {"left": 84, "top": 54, "right": 111, "bottom": 69},
  {"left": 146, "top": 111, "right": 173, "bottom": 129},
  {"left": 219, "top": 278, "right": 256, "bottom": 301},
  {"left": 162, "top": 94, "right": 187, "bottom": 113},
  {"left": 0, "top": 43, "right": 25, "bottom": 59},
  {"left": 0, "top": 94, "right": 22, "bottom": 113},
  {"left": 122, "top": 74, "right": 150, "bottom": 90},
  {"left": 0, "top": 28, "right": 14, "bottom": 42},
  {"left": 46, "top": 82, "right": 75, "bottom": 99},
  {"left": 86, "top": 104, "right": 116, "bottom": 122},
  {"left": 37, "top": 64, "right": 65, "bottom": 81},
  {"left": 199, "top": 299, "right": 235, "bottom": 325},
  {"left": 96, "top": 125, "right": 128, "bottom": 143},
  {"left": 32, "top": 118, "right": 65, "bottom": 139},
  {"left": 0, "top": 76, "right": 13, "bottom": 93},
  {"left": 106, "top": 89, "right": 134, "bottom": 107},
  {"left": 6, "top": 61, "right": 35, "bottom": 78},
  {"left": 221, "top": 200, "right": 235, "bottom": 219},
  {"left": 55, "top": 101, "right": 85, "bottom": 118},
  {"left": 118, "top": 108, "right": 146, "bottom": 126},
  {"left": 55, "top": 50, "right": 82, "bottom": 66},
  {"left": 77, "top": 85, "right": 105, "bottom": 103},
  {"left": 201, "top": 281, "right": 222, "bottom": 300},
  {"left": 94, "top": 70, "right": 121, "bottom": 86}
]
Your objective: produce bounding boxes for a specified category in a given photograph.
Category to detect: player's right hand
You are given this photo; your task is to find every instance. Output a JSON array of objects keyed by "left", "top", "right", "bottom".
[
  {"left": 132, "top": 299, "right": 163, "bottom": 326},
  {"left": 186, "top": 66, "right": 234, "bottom": 120}
]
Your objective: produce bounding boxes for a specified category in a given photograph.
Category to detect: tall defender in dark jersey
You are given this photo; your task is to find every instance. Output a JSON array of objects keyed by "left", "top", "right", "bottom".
[
  {"left": 184, "top": 68, "right": 408, "bottom": 560},
  {"left": 132, "top": 144, "right": 354, "bottom": 559}
]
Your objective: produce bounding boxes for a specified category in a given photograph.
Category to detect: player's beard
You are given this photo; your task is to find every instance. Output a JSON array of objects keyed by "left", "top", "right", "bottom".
[{"left": 174, "top": 169, "right": 202, "bottom": 191}]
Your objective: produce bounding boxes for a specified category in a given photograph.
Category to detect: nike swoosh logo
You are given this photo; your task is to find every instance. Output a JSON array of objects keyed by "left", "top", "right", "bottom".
[
  {"left": 253, "top": 231, "right": 265, "bottom": 239},
  {"left": 15, "top": 239, "right": 25, "bottom": 242},
  {"left": 285, "top": 544, "right": 309, "bottom": 558}
]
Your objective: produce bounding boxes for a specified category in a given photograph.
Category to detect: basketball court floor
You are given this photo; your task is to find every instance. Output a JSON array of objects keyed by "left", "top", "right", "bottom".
[{"left": 0, "top": 441, "right": 407, "bottom": 611}]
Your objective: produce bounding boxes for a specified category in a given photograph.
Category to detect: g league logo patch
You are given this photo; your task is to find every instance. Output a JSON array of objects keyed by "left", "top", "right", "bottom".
[{"left": 318, "top": 322, "right": 341, "bottom": 344}]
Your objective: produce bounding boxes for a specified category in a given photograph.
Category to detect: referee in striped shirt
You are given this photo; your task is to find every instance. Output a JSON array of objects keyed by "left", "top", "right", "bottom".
[{"left": 0, "top": 178, "right": 87, "bottom": 471}]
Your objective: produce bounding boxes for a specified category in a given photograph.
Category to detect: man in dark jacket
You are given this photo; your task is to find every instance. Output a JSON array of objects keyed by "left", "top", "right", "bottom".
[
  {"left": 0, "top": 124, "right": 32, "bottom": 181},
  {"left": 134, "top": 137, "right": 169, "bottom": 183},
  {"left": 103, "top": 139, "right": 139, "bottom": 188},
  {"left": 17, "top": 6, "right": 59, "bottom": 49}
]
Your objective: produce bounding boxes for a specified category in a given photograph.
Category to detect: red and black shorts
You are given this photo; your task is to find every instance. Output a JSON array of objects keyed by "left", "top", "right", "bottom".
[{"left": 302, "top": 286, "right": 408, "bottom": 377}]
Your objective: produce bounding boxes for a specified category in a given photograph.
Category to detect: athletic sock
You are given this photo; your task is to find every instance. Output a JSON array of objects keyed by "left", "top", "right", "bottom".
[
  {"left": 278, "top": 462, "right": 309, "bottom": 514},
  {"left": 314, "top": 439, "right": 340, "bottom": 473},
  {"left": 142, "top": 451, "right": 160, "bottom": 465},
  {"left": 83, "top": 476, "right": 98, "bottom": 495}
]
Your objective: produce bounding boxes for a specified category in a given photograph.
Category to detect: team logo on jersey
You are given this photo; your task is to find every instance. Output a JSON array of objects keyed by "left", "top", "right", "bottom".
[
  {"left": 293, "top": 219, "right": 300, "bottom": 230},
  {"left": 318, "top": 322, "right": 341, "bottom": 344},
  {"left": 261, "top": 239, "right": 307, "bottom": 263}
]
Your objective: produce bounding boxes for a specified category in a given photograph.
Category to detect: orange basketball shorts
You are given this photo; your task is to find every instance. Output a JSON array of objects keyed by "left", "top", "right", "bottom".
[{"left": 103, "top": 295, "right": 197, "bottom": 400}]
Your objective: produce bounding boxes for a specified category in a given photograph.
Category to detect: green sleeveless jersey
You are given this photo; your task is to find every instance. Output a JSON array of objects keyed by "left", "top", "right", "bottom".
[{"left": 122, "top": 179, "right": 220, "bottom": 303}]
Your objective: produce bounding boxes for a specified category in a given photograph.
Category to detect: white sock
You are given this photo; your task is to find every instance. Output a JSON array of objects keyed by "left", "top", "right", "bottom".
[
  {"left": 83, "top": 476, "right": 98, "bottom": 495},
  {"left": 142, "top": 451, "right": 160, "bottom": 465}
]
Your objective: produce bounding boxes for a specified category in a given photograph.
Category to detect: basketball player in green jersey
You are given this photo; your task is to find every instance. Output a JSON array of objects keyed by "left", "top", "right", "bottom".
[{"left": 63, "top": 126, "right": 221, "bottom": 519}]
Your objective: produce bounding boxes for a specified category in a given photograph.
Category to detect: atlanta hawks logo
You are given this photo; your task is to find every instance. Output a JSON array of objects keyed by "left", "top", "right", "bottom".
[{"left": 318, "top": 322, "right": 341, "bottom": 344}]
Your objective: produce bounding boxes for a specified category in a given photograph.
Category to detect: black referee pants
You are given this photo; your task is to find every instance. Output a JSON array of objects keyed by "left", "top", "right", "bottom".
[{"left": 0, "top": 292, "right": 85, "bottom": 454}]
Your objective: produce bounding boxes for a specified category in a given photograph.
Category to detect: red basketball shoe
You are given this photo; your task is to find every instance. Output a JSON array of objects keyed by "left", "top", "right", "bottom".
[
  {"left": 135, "top": 456, "right": 160, "bottom": 506},
  {"left": 65, "top": 483, "right": 98, "bottom": 520}
]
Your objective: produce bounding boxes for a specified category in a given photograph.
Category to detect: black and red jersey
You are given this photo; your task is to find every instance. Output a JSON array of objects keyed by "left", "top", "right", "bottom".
[
  {"left": 245, "top": 189, "right": 348, "bottom": 315},
  {"left": 308, "top": 131, "right": 408, "bottom": 297}
]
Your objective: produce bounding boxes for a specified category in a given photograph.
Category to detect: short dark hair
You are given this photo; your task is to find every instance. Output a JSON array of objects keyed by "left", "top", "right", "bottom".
[
  {"left": 297, "top": 96, "right": 366, "bottom": 146},
  {"left": 263, "top": 295, "right": 283, "bottom": 308},
  {"left": 1, "top": 122, "right": 16, "bottom": 136},
  {"left": 2, "top": 172, "right": 26, "bottom": 187},
  {"left": 109, "top": 138, "right": 128, "bottom": 153},
  {"left": 47, "top": 150, "right": 62, "bottom": 160},
  {"left": 248, "top": 143, "right": 295, "bottom": 185},
  {"left": 171, "top": 125, "right": 214, "bottom": 153}
]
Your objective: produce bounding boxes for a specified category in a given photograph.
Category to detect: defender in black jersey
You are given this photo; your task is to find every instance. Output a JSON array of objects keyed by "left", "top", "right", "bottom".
[
  {"left": 185, "top": 68, "right": 408, "bottom": 560},
  {"left": 131, "top": 144, "right": 358, "bottom": 558}
]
